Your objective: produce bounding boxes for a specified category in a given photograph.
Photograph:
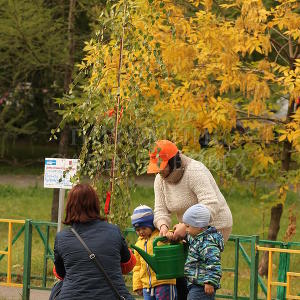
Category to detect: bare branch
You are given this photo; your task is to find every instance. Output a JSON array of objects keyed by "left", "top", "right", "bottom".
[
  {"left": 293, "top": 44, "right": 299, "bottom": 59},
  {"left": 109, "top": 1, "right": 127, "bottom": 213},
  {"left": 275, "top": 41, "right": 289, "bottom": 63},
  {"left": 288, "top": 36, "right": 294, "bottom": 59},
  {"left": 271, "top": 28, "right": 289, "bottom": 41},
  {"left": 236, "top": 109, "right": 286, "bottom": 124},
  {"left": 270, "top": 38, "right": 290, "bottom": 57},
  {"left": 237, "top": 116, "right": 286, "bottom": 124},
  {"left": 270, "top": 40, "right": 290, "bottom": 65}
]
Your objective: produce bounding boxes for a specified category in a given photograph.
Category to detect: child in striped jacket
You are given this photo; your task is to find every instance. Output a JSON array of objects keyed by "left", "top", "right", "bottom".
[{"left": 183, "top": 204, "right": 224, "bottom": 300}]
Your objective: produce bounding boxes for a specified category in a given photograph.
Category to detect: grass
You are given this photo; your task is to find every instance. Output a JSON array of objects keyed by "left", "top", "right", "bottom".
[
  {"left": 0, "top": 186, "right": 52, "bottom": 220},
  {"left": 0, "top": 184, "right": 300, "bottom": 298}
]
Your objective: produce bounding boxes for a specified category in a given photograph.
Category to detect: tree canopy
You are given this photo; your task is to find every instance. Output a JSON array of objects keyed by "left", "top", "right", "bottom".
[
  {"left": 0, "top": 0, "right": 102, "bottom": 152},
  {"left": 56, "top": 2, "right": 299, "bottom": 267}
]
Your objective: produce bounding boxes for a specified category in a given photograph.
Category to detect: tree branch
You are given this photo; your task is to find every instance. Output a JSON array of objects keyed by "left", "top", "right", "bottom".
[
  {"left": 271, "top": 28, "right": 289, "bottom": 41},
  {"left": 288, "top": 36, "right": 294, "bottom": 59},
  {"left": 275, "top": 41, "right": 289, "bottom": 63},
  {"left": 109, "top": 1, "right": 127, "bottom": 213},
  {"left": 236, "top": 109, "right": 286, "bottom": 124},
  {"left": 270, "top": 39, "right": 290, "bottom": 65},
  {"left": 237, "top": 116, "right": 286, "bottom": 124},
  {"left": 293, "top": 44, "right": 299, "bottom": 59}
]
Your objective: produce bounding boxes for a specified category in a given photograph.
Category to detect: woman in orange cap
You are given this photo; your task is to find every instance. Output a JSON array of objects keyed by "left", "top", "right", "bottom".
[
  {"left": 148, "top": 140, "right": 232, "bottom": 299},
  {"left": 148, "top": 140, "right": 232, "bottom": 241}
]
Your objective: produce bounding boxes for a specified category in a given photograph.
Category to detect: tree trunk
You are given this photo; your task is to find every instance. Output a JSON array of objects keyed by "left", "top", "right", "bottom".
[
  {"left": 258, "top": 99, "right": 295, "bottom": 276},
  {"left": 51, "top": 128, "right": 70, "bottom": 221},
  {"left": 51, "top": 0, "right": 76, "bottom": 222},
  {"left": 258, "top": 203, "right": 283, "bottom": 275},
  {"left": 258, "top": 36, "right": 298, "bottom": 277}
]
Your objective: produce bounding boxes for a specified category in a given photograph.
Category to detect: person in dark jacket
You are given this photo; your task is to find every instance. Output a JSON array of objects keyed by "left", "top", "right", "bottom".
[{"left": 53, "top": 183, "right": 136, "bottom": 300}]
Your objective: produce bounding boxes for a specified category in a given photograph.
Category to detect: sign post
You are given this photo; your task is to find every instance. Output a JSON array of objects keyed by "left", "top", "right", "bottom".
[
  {"left": 57, "top": 189, "right": 65, "bottom": 232},
  {"left": 44, "top": 158, "right": 79, "bottom": 232}
]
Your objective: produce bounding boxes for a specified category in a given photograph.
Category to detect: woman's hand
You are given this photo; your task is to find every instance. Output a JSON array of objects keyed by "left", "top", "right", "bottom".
[
  {"left": 204, "top": 284, "right": 214, "bottom": 295},
  {"left": 172, "top": 223, "right": 187, "bottom": 241},
  {"left": 165, "top": 231, "right": 174, "bottom": 240},
  {"left": 159, "top": 224, "right": 169, "bottom": 237}
]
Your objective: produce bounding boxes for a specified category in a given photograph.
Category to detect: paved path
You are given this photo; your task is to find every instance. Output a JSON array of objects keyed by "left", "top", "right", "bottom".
[
  {"left": 0, "top": 286, "right": 142, "bottom": 300},
  {"left": 0, "top": 174, "right": 154, "bottom": 188},
  {"left": 0, "top": 286, "right": 50, "bottom": 300},
  {"left": 0, "top": 175, "right": 43, "bottom": 188}
]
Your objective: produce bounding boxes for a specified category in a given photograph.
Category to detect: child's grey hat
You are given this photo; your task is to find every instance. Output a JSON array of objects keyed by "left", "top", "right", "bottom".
[{"left": 182, "top": 204, "right": 210, "bottom": 228}]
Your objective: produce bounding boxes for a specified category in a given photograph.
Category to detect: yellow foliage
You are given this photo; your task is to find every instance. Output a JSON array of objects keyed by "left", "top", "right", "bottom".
[
  {"left": 149, "top": 0, "right": 299, "bottom": 151},
  {"left": 79, "top": 0, "right": 300, "bottom": 162},
  {"left": 162, "top": 43, "right": 197, "bottom": 76},
  {"left": 250, "top": 150, "right": 274, "bottom": 176},
  {"left": 260, "top": 124, "right": 275, "bottom": 143}
]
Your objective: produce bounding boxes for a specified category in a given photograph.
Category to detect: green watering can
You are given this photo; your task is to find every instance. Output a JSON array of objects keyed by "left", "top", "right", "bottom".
[{"left": 131, "top": 236, "right": 187, "bottom": 280}]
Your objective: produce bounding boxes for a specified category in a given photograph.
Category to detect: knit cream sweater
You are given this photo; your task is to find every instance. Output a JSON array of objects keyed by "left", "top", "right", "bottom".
[{"left": 153, "top": 158, "right": 233, "bottom": 231}]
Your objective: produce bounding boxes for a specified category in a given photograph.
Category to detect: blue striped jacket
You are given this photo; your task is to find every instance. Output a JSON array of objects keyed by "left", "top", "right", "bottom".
[{"left": 184, "top": 226, "right": 224, "bottom": 289}]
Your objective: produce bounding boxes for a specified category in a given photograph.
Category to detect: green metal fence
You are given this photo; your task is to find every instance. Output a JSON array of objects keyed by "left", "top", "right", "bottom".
[
  {"left": 22, "top": 219, "right": 57, "bottom": 299},
  {"left": 1, "top": 219, "right": 300, "bottom": 300}
]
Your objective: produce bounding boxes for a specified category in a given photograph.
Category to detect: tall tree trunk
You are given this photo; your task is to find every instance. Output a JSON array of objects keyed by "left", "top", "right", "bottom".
[
  {"left": 258, "top": 99, "right": 295, "bottom": 276},
  {"left": 258, "top": 204, "right": 283, "bottom": 275},
  {"left": 51, "top": 0, "right": 76, "bottom": 222},
  {"left": 51, "top": 128, "right": 70, "bottom": 221},
  {"left": 258, "top": 36, "right": 298, "bottom": 277}
]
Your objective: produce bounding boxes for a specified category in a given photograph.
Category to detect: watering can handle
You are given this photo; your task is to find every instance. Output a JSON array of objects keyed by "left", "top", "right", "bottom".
[{"left": 153, "top": 236, "right": 168, "bottom": 248}]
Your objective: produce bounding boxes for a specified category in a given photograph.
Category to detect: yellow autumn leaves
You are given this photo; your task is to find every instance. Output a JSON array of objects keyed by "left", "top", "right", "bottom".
[{"left": 79, "top": 0, "right": 300, "bottom": 152}]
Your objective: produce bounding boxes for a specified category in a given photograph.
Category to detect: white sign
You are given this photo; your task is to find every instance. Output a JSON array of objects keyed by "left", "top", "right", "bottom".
[{"left": 44, "top": 158, "right": 79, "bottom": 189}]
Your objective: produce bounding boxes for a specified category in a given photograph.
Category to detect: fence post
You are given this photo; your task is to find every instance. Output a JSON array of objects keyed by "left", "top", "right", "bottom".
[
  {"left": 250, "top": 235, "right": 259, "bottom": 300},
  {"left": 22, "top": 219, "right": 32, "bottom": 300},
  {"left": 277, "top": 243, "right": 290, "bottom": 300},
  {"left": 42, "top": 225, "right": 50, "bottom": 287},
  {"left": 234, "top": 237, "right": 239, "bottom": 299}
]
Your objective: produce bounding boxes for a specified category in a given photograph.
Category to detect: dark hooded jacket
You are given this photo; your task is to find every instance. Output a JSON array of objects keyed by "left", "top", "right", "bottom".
[{"left": 54, "top": 219, "right": 134, "bottom": 300}]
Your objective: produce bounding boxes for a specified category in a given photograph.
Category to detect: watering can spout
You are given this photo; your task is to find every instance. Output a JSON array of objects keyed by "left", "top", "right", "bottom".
[{"left": 131, "top": 244, "right": 158, "bottom": 273}]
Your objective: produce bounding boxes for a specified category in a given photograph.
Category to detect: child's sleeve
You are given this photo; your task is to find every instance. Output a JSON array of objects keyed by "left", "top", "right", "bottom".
[
  {"left": 54, "top": 237, "right": 66, "bottom": 279},
  {"left": 118, "top": 228, "right": 136, "bottom": 274},
  {"left": 121, "top": 248, "right": 136, "bottom": 274},
  {"left": 132, "top": 247, "right": 143, "bottom": 292},
  {"left": 53, "top": 265, "right": 64, "bottom": 280},
  {"left": 202, "top": 245, "right": 222, "bottom": 288}
]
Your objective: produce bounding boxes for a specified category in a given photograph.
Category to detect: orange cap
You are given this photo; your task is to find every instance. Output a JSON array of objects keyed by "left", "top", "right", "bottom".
[{"left": 147, "top": 140, "right": 179, "bottom": 174}]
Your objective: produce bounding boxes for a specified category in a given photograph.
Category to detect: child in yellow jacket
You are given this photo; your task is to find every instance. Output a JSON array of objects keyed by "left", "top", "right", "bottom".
[{"left": 131, "top": 205, "right": 177, "bottom": 300}]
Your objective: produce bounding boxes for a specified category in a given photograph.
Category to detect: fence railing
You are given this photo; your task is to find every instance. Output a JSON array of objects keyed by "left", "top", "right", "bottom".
[
  {"left": 0, "top": 219, "right": 25, "bottom": 288},
  {"left": 256, "top": 246, "right": 300, "bottom": 300},
  {"left": 1, "top": 219, "right": 300, "bottom": 300}
]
